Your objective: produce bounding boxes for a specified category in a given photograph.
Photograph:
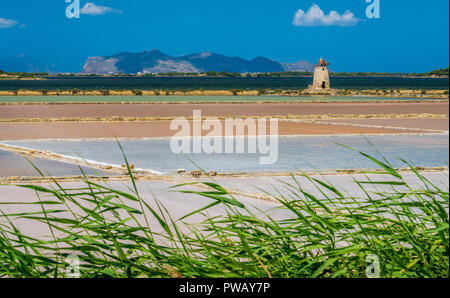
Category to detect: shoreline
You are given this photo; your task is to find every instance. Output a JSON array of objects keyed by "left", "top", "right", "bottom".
[
  {"left": 1, "top": 131, "right": 448, "bottom": 142},
  {"left": 1, "top": 167, "right": 449, "bottom": 185},
  {"left": 0, "top": 99, "right": 448, "bottom": 105}
]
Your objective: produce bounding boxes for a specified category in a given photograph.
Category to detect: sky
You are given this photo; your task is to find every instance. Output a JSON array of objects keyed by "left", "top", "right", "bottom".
[{"left": 0, "top": 0, "right": 448, "bottom": 73}]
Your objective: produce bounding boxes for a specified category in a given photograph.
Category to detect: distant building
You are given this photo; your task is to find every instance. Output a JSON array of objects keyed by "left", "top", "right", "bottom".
[{"left": 308, "top": 57, "right": 331, "bottom": 91}]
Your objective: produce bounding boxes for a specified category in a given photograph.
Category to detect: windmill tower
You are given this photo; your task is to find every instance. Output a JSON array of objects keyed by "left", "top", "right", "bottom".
[{"left": 309, "top": 57, "right": 330, "bottom": 90}]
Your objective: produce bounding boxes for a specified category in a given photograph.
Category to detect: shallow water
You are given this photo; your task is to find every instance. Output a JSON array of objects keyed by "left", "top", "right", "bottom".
[
  {"left": 0, "top": 77, "right": 448, "bottom": 90},
  {"left": 4, "top": 135, "right": 448, "bottom": 174},
  {"left": 0, "top": 149, "right": 111, "bottom": 177}
]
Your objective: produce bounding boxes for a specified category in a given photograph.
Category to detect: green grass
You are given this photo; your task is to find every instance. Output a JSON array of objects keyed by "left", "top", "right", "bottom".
[
  {"left": 0, "top": 147, "right": 448, "bottom": 278},
  {"left": 0, "top": 95, "right": 434, "bottom": 104}
]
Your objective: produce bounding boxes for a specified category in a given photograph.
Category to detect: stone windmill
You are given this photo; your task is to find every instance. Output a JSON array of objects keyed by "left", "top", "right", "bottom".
[{"left": 307, "top": 57, "right": 334, "bottom": 94}]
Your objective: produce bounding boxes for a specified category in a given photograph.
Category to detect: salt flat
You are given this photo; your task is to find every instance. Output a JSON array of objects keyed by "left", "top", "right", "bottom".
[
  {"left": 0, "top": 102, "right": 447, "bottom": 119},
  {"left": 0, "top": 120, "right": 422, "bottom": 140},
  {"left": 3, "top": 135, "right": 448, "bottom": 174}
]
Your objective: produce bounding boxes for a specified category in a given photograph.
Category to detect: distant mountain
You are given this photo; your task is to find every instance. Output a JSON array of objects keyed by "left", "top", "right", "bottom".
[
  {"left": 0, "top": 56, "right": 53, "bottom": 73},
  {"left": 81, "top": 49, "right": 314, "bottom": 74},
  {"left": 281, "top": 61, "right": 316, "bottom": 72}
]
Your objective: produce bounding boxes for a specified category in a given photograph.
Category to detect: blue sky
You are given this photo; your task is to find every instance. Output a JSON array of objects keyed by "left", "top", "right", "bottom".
[{"left": 0, "top": 0, "right": 448, "bottom": 72}]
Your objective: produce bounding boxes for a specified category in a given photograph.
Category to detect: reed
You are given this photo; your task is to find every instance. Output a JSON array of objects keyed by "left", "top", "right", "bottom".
[{"left": 0, "top": 147, "right": 448, "bottom": 278}]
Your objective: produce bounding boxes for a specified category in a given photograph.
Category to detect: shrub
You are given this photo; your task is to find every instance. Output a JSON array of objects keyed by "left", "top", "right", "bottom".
[{"left": 257, "top": 89, "right": 267, "bottom": 96}]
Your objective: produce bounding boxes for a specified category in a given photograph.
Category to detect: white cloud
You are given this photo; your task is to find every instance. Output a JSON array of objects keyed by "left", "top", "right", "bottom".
[
  {"left": 81, "top": 2, "right": 122, "bottom": 16},
  {"left": 293, "top": 4, "right": 359, "bottom": 27},
  {"left": 0, "top": 18, "right": 17, "bottom": 28}
]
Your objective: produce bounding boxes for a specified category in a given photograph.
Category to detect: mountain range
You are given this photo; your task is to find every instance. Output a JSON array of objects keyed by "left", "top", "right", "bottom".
[
  {"left": 0, "top": 50, "right": 315, "bottom": 74},
  {"left": 81, "top": 49, "right": 315, "bottom": 74}
]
